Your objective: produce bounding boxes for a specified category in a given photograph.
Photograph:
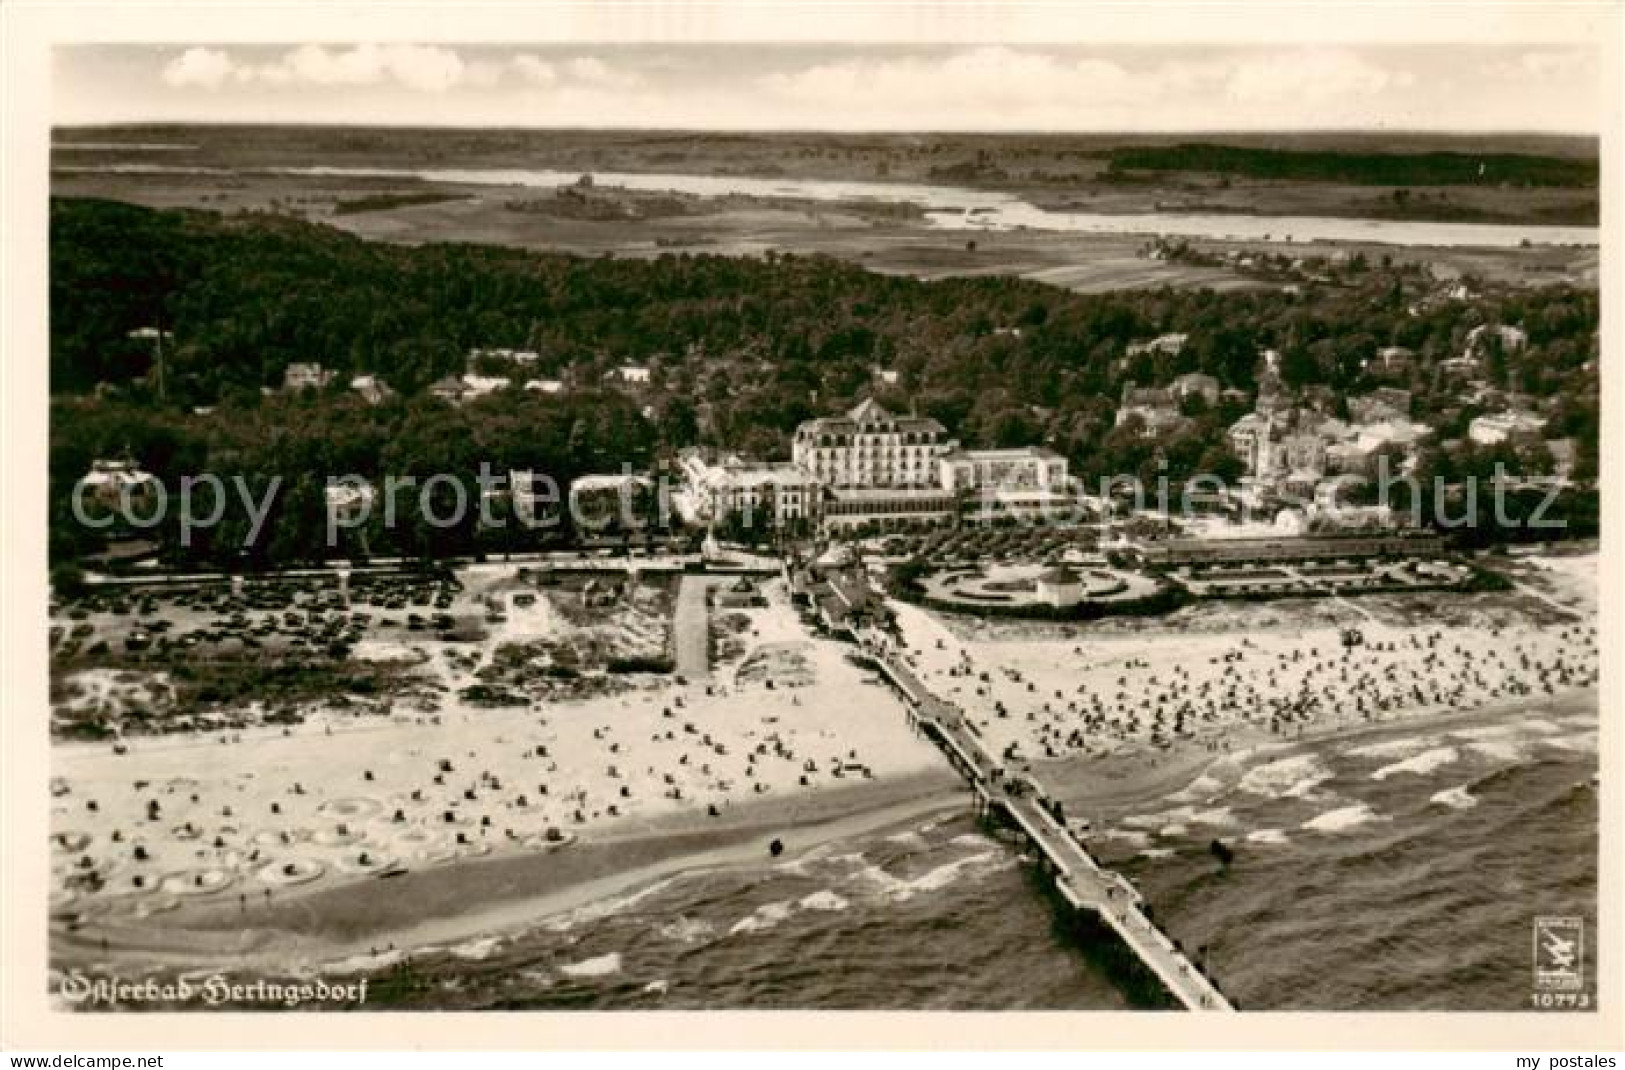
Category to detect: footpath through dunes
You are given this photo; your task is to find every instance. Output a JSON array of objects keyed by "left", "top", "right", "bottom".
[
  {"left": 865, "top": 641, "right": 1233, "bottom": 1012},
  {"left": 672, "top": 574, "right": 714, "bottom": 678}
]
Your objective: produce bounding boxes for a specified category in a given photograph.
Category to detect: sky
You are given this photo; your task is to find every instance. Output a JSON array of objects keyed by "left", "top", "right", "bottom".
[{"left": 52, "top": 42, "right": 1604, "bottom": 133}]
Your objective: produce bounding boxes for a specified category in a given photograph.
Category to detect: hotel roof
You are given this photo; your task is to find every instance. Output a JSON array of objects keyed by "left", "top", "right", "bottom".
[{"left": 797, "top": 398, "right": 946, "bottom": 435}]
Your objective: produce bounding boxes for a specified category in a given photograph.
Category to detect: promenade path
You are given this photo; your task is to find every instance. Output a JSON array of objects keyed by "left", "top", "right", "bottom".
[{"left": 672, "top": 575, "right": 714, "bottom": 678}]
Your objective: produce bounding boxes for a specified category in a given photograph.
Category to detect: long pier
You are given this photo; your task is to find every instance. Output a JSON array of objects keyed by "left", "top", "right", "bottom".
[{"left": 866, "top": 641, "right": 1235, "bottom": 1012}]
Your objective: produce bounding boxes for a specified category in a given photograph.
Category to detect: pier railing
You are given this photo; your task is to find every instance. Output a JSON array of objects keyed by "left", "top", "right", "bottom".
[{"left": 864, "top": 634, "right": 1235, "bottom": 1012}]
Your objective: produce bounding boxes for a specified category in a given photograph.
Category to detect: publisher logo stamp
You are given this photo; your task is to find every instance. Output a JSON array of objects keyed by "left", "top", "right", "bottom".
[{"left": 1533, "top": 916, "right": 1584, "bottom": 992}]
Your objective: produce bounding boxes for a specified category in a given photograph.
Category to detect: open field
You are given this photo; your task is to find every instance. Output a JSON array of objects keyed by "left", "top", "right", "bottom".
[
  {"left": 55, "top": 125, "right": 1600, "bottom": 222},
  {"left": 52, "top": 124, "right": 1601, "bottom": 291}
]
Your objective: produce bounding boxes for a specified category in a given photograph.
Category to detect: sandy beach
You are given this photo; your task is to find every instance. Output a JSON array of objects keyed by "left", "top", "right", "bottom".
[
  {"left": 883, "top": 554, "right": 1597, "bottom": 772},
  {"left": 49, "top": 574, "right": 953, "bottom": 971},
  {"left": 48, "top": 551, "right": 1599, "bottom": 982}
]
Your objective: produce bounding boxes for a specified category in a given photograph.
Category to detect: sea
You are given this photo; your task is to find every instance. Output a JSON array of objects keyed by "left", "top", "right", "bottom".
[{"left": 334, "top": 701, "right": 1598, "bottom": 1011}]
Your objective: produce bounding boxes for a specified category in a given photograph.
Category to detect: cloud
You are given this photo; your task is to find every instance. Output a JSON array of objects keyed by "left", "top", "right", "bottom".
[
  {"left": 758, "top": 46, "right": 1421, "bottom": 128},
  {"left": 131, "top": 44, "right": 1593, "bottom": 132},
  {"left": 156, "top": 44, "right": 646, "bottom": 97},
  {"left": 565, "top": 56, "right": 641, "bottom": 91},
  {"left": 246, "top": 44, "right": 468, "bottom": 93},
  {"left": 511, "top": 54, "right": 557, "bottom": 87},
  {"left": 161, "top": 47, "right": 235, "bottom": 90},
  {"left": 1225, "top": 50, "right": 1410, "bottom": 104},
  {"left": 762, "top": 47, "right": 1138, "bottom": 116},
  {"left": 1484, "top": 49, "right": 1592, "bottom": 82}
]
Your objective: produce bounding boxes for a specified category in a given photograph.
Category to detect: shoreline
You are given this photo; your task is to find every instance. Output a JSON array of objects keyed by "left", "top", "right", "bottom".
[
  {"left": 52, "top": 766, "right": 966, "bottom": 975},
  {"left": 52, "top": 683, "right": 1597, "bottom": 980},
  {"left": 1036, "top": 686, "right": 1598, "bottom": 820}
]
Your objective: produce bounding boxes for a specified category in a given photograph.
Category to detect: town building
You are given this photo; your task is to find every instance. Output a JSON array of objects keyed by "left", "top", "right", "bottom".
[
  {"left": 350, "top": 374, "right": 393, "bottom": 405},
  {"left": 792, "top": 399, "right": 953, "bottom": 490},
  {"left": 1347, "top": 388, "right": 1412, "bottom": 424},
  {"left": 468, "top": 347, "right": 539, "bottom": 367},
  {"left": 428, "top": 376, "right": 470, "bottom": 404},
  {"left": 462, "top": 374, "right": 511, "bottom": 399},
  {"left": 1115, "top": 384, "right": 1184, "bottom": 437},
  {"left": 508, "top": 470, "right": 562, "bottom": 526},
  {"left": 1169, "top": 372, "right": 1221, "bottom": 406},
  {"left": 80, "top": 459, "right": 161, "bottom": 513},
  {"left": 1464, "top": 323, "right": 1529, "bottom": 360},
  {"left": 820, "top": 488, "right": 959, "bottom": 532},
  {"left": 283, "top": 362, "right": 335, "bottom": 391},
  {"left": 1125, "top": 333, "right": 1188, "bottom": 358},
  {"left": 524, "top": 379, "right": 566, "bottom": 394},
  {"left": 1035, "top": 566, "right": 1084, "bottom": 609},
  {"left": 1131, "top": 530, "right": 1445, "bottom": 566},
  {"left": 938, "top": 446, "right": 1074, "bottom": 521},
  {"left": 937, "top": 446, "right": 1068, "bottom": 495},
  {"left": 324, "top": 481, "right": 375, "bottom": 526},
  {"left": 569, "top": 474, "right": 655, "bottom": 531},
  {"left": 676, "top": 450, "right": 819, "bottom": 531},
  {"left": 1468, "top": 410, "right": 1549, "bottom": 446},
  {"left": 613, "top": 365, "right": 652, "bottom": 386},
  {"left": 1368, "top": 345, "right": 1416, "bottom": 373}
]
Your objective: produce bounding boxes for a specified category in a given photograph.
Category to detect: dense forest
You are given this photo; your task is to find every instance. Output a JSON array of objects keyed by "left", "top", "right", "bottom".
[
  {"left": 49, "top": 197, "right": 1600, "bottom": 566},
  {"left": 1104, "top": 144, "right": 1599, "bottom": 188}
]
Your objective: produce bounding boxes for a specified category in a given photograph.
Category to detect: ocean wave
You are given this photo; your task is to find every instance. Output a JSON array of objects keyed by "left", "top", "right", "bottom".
[
  {"left": 1542, "top": 731, "right": 1597, "bottom": 755},
  {"left": 1371, "top": 746, "right": 1460, "bottom": 781},
  {"left": 1238, "top": 754, "right": 1333, "bottom": 799},
  {"left": 656, "top": 915, "right": 716, "bottom": 944},
  {"left": 642, "top": 979, "right": 669, "bottom": 996},
  {"left": 1344, "top": 735, "right": 1440, "bottom": 761},
  {"left": 776, "top": 847, "right": 862, "bottom": 877},
  {"left": 1122, "top": 805, "right": 1237, "bottom": 832},
  {"left": 856, "top": 850, "right": 1011, "bottom": 903},
  {"left": 1301, "top": 802, "right": 1386, "bottom": 833},
  {"left": 1166, "top": 773, "right": 1225, "bottom": 804},
  {"left": 1445, "top": 723, "right": 1538, "bottom": 763},
  {"left": 798, "top": 889, "right": 851, "bottom": 912},
  {"left": 1101, "top": 829, "right": 1152, "bottom": 850},
  {"left": 1139, "top": 848, "right": 1175, "bottom": 860},
  {"left": 884, "top": 830, "right": 925, "bottom": 847},
  {"left": 729, "top": 900, "right": 794, "bottom": 935},
  {"left": 559, "top": 951, "right": 622, "bottom": 978},
  {"left": 449, "top": 936, "right": 503, "bottom": 961},
  {"left": 1429, "top": 785, "right": 1478, "bottom": 811},
  {"left": 1245, "top": 829, "right": 1289, "bottom": 846},
  {"left": 1462, "top": 738, "right": 1527, "bottom": 763},
  {"left": 540, "top": 876, "right": 682, "bottom": 933},
  {"left": 320, "top": 948, "right": 406, "bottom": 975}
]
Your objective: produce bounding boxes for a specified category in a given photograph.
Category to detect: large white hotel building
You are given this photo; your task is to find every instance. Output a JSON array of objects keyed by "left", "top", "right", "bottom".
[{"left": 684, "top": 399, "right": 1071, "bottom": 532}]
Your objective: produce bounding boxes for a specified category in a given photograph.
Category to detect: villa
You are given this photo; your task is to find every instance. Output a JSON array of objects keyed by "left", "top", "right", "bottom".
[
  {"left": 79, "top": 458, "right": 161, "bottom": 513},
  {"left": 283, "top": 362, "right": 335, "bottom": 391},
  {"left": 1115, "top": 384, "right": 1184, "bottom": 438},
  {"left": 1469, "top": 410, "right": 1549, "bottom": 446},
  {"left": 350, "top": 374, "right": 393, "bottom": 405},
  {"left": 676, "top": 450, "right": 819, "bottom": 531}
]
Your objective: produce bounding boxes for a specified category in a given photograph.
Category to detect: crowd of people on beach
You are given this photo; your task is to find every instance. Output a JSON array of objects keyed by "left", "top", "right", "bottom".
[
  {"left": 50, "top": 581, "right": 917, "bottom": 922},
  {"left": 892, "top": 605, "right": 1597, "bottom": 764}
]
